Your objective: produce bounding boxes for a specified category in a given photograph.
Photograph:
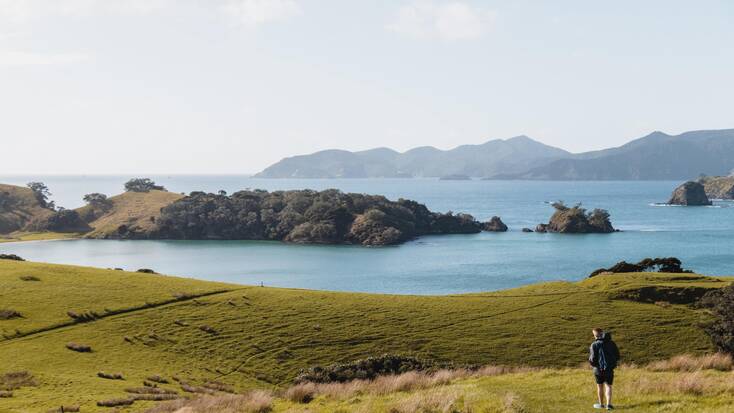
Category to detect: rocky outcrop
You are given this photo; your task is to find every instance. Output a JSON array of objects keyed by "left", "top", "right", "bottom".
[
  {"left": 522, "top": 228, "right": 534, "bottom": 233},
  {"left": 536, "top": 202, "right": 615, "bottom": 233},
  {"left": 698, "top": 175, "right": 734, "bottom": 199},
  {"left": 482, "top": 216, "right": 508, "bottom": 232},
  {"left": 668, "top": 181, "right": 712, "bottom": 206}
]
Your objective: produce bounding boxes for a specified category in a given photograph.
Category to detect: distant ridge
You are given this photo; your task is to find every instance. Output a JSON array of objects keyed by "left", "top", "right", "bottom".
[
  {"left": 255, "top": 136, "right": 570, "bottom": 178},
  {"left": 256, "top": 129, "right": 734, "bottom": 180}
]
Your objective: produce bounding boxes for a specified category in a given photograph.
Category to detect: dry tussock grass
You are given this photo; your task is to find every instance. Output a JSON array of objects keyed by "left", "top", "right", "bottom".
[
  {"left": 387, "top": 388, "right": 469, "bottom": 413},
  {"left": 629, "top": 370, "right": 734, "bottom": 396},
  {"left": 646, "top": 353, "right": 733, "bottom": 372},
  {"left": 283, "top": 365, "right": 537, "bottom": 403},
  {"left": 502, "top": 392, "right": 528, "bottom": 413},
  {"left": 0, "top": 371, "right": 37, "bottom": 390},
  {"left": 144, "top": 391, "right": 273, "bottom": 413}
]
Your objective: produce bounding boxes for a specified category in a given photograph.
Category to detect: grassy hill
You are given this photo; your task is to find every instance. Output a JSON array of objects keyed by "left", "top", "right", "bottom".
[
  {"left": 77, "top": 190, "right": 183, "bottom": 239},
  {"left": 0, "top": 259, "right": 730, "bottom": 412},
  {"left": 0, "top": 184, "right": 53, "bottom": 236}
]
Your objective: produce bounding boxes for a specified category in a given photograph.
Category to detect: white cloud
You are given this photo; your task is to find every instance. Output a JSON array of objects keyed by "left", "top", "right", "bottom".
[
  {"left": 0, "top": 50, "right": 88, "bottom": 66},
  {"left": 219, "top": 0, "right": 300, "bottom": 27},
  {"left": 387, "top": 1, "right": 496, "bottom": 41}
]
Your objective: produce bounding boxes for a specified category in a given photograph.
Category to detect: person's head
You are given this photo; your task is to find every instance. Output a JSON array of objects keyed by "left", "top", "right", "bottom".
[{"left": 592, "top": 328, "right": 604, "bottom": 339}]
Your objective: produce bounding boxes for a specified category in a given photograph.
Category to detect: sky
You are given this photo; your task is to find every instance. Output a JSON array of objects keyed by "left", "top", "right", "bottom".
[{"left": 1, "top": 0, "right": 733, "bottom": 174}]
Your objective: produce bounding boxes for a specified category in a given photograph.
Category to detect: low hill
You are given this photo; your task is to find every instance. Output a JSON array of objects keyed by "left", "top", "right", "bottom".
[
  {"left": 78, "top": 190, "right": 184, "bottom": 239},
  {"left": 0, "top": 259, "right": 729, "bottom": 411},
  {"left": 255, "top": 136, "right": 570, "bottom": 178},
  {"left": 0, "top": 184, "right": 54, "bottom": 235},
  {"left": 495, "top": 129, "right": 734, "bottom": 180}
]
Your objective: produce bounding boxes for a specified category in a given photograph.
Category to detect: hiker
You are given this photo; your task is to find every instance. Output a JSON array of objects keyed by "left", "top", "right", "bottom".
[{"left": 589, "top": 328, "right": 620, "bottom": 410}]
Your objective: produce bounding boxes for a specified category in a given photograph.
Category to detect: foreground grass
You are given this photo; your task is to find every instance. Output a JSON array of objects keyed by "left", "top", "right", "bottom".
[{"left": 0, "top": 260, "right": 730, "bottom": 412}]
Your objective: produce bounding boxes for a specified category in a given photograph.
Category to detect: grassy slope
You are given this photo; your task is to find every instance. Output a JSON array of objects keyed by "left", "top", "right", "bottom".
[
  {"left": 273, "top": 368, "right": 734, "bottom": 413},
  {"left": 0, "top": 184, "right": 53, "bottom": 235},
  {"left": 79, "top": 190, "right": 184, "bottom": 238},
  {"left": 0, "top": 260, "right": 729, "bottom": 412}
]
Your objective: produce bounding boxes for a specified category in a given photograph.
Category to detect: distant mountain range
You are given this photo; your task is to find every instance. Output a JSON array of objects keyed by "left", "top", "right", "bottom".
[{"left": 255, "top": 129, "right": 734, "bottom": 180}]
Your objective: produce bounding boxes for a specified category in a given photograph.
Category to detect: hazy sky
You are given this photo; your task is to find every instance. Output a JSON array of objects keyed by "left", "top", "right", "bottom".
[{"left": 1, "top": 0, "right": 733, "bottom": 174}]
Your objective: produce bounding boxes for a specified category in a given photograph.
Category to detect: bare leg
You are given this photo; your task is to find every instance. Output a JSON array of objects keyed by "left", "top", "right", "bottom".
[
  {"left": 605, "top": 384, "right": 613, "bottom": 406},
  {"left": 597, "top": 384, "right": 605, "bottom": 405}
]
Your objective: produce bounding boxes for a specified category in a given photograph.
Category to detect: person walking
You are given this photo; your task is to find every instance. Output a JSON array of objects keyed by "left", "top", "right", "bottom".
[{"left": 589, "top": 328, "right": 620, "bottom": 410}]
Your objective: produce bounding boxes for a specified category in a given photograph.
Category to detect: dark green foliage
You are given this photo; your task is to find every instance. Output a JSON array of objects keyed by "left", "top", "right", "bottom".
[
  {"left": 26, "top": 182, "right": 55, "bottom": 210},
  {"left": 28, "top": 209, "right": 90, "bottom": 233},
  {"left": 124, "top": 178, "right": 165, "bottom": 193},
  {"left": 153, "top": 189, "right": 482, "bottom": 246},
  {"left": 698, "top": 285, "right": 734, "bottom": 354},
  {"left": 136, "top": 268, "right": 157, "bottom": 274},
  {"left": 0, "top": 254, "right": 24, "bottom": 261},
  {"left": 590, "top": 257, "right": 692, "bottom": 277},
  {"left": 83, "top": 193, "right": 111, "bottom": 208},
  {"left": 294, "top": 354, "right": 469, "bottom": 383}
]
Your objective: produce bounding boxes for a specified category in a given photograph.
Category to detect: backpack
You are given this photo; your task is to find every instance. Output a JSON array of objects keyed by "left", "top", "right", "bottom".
[{"left": 597, "top": 339, "right": 618, "bottom": 371}]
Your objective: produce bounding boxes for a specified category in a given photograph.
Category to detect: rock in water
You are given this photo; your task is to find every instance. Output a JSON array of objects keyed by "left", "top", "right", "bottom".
[
  {"left": 483, "top": 216, "right": 508, "bottom": 232},
  {"left": 668, "top": 181, "right": 712, "bottom": 206}
]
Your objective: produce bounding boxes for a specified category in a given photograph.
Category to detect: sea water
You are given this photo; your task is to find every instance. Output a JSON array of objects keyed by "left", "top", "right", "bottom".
[{"left": 1, "top": 175, "right": 732, "bottom": 294}]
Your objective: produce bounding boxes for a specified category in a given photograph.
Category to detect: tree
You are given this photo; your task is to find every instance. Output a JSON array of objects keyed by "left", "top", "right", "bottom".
[
  {"left": 83, "top": 193, "right": 112, "bottom": 209},
  {"left": 124, "top": 178, "right": 165, "bottom": 193},
  {"left": 27, "top": 182, "right": 55, "bottom": 210}
]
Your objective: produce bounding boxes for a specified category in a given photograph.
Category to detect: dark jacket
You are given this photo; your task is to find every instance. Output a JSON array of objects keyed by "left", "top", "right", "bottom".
[{"left": 589, "top": 332, "right": 620, "bottom": 370}]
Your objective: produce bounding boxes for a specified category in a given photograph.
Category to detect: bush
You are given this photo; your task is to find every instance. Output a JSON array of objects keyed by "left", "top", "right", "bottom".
[
  {"left": 698, "top": 284, "right": 734, "bottom": 353},
  {"left": 294, "top": 354, "right": 467, "bottom": 384},
  {"left": 0, "top": 309, "right": 21, "bottom": 320},
  {"left": 97, "top": 371, "right": 124, "bottom": 380},
  {"left": 66, "top": 342, "right": 92, "bottom": 353},
  {"left": 27, "top": 209, "right": 90, "bottom": 233},
  {"left": 97, "top": 397, "right": 135, "bottom": 407},
  {"left": 19, "top": 275, "right": 40, "bottom": 281},
  {"left": 137, "top": 268, "right": 157, "bottom": 274},
  {"left": 589, "top": 257, "right": 692, "bottom": 277},
  {"left": 0, "top": 254, "right": 24, "bottom": 261},
  {"left": 124, "top": 178, "right": 165, "bottom": 193}
]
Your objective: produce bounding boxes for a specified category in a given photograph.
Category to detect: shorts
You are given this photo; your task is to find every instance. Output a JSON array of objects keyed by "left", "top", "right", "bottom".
[{"left": 593, "top": 368, "right": 614, "bottom": 385}]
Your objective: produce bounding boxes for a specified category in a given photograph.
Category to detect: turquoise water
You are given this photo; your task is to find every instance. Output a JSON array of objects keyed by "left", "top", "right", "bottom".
[{"left": 1, "top": 176, "right": 733, "bottom": 294}]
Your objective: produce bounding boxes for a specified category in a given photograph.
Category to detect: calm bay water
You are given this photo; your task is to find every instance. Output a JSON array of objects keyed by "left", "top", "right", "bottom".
[{"left": 1, "top": 175, "right": 733, "bottom": 294}]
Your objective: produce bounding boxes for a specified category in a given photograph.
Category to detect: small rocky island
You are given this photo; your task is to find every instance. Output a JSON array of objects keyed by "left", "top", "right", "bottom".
[
  {"left": 482, "top": 216, "right": 508, "bottom": 232},
  {"left": 668, "top": 181, "right": 712, "bottom": 206},
  {"left": 535, "top": 201, "right": 615, "bottom": 233}
]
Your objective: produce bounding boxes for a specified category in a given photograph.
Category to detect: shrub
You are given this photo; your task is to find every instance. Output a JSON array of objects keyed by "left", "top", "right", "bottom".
[
  {"left": 0, "top": 254, "right": 24, "bottom": 261},
  {"left": 137, "top": 268, "right": 157, "bottom": 274},
  {"left": 0, "top": 309, "right": 21, "bottom": 320},
  {"left": 294, "top": 354, "right": 464, "bottom": 384},
  {"left": 202, "top": 381, "right": 235, "bottom": 393},
  {"left": 97, "top": 372, "right": 124, "bottom": 380},
  {"left": 0, "top": 391, "right": 12, "bottom": 398},
  {"left": 27, "top": 209, "right": 90, "bottom": 233},
  {"left": 124, "top": 178, "right": 165, "bottom": 193},
  {"left": 147, "top": 374, "right": 169, "bottom": 384},
  {"left": 199, "top": 325, "right": 218, "bottom": 335},
  {"left": 66, "top": 342, "right": 92, "bottom": 353},
  {"left": 19, "top": 275, "right": 40, "bottom": 281},
  {"left": 698, "top": 284, "right": 734, "bottom": 353},
  {"left": 97, "top": 397, "right": 135, "bottom": 407},
  {"left": 590, "top": 257, "right": 692, "bottom": 277}
]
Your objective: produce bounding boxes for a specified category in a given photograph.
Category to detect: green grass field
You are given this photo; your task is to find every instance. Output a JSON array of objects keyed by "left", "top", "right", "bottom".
[{"left": 0, "top": 259, "right": 730, "bottom": 412}]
